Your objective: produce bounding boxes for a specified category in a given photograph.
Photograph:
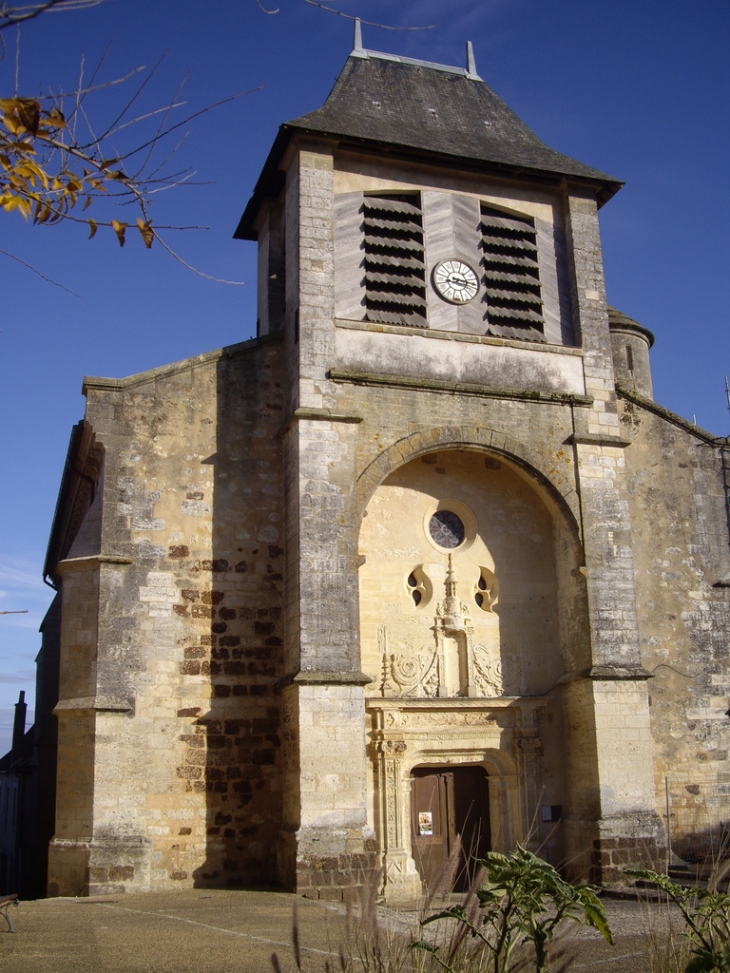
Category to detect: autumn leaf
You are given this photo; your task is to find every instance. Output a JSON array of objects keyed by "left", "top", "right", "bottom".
[
  {"left": 0, "top": 98, "right": 41, "bottom": 136},
  {"left": 88, "top": 219, "right": 97, "bottom": 240},
  {"left": 47, "top": 106, "right": 66, "bottom": 128},
  {"left": 136, "top": 218, "right": 154, "bottom": 249},
  {"left": 111, "top": 219, "right": 127, "bottom": 247}
]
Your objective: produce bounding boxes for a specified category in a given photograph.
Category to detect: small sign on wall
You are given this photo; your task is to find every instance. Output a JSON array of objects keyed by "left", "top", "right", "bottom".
[
  {"left": 541, "top": 805, "right": 562, "bottom": 822},
  {"left": 418, "top": 811, "right": 433, "bottom": 836}
]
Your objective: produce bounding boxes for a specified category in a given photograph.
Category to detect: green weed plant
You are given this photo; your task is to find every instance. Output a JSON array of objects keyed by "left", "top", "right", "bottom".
[
  {"left": 627, "top": 867, "right": 730, "bottom": 973},
  {"left": 414, "top": 845, "right": 612, "bottom": 973}
]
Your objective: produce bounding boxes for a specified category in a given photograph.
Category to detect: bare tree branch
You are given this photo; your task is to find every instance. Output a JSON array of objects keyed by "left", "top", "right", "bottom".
[
  {"left": 153, "top": 232, "right": 244, "bottom": 284},
  {"left": 0, "top": 0, "right": 102, "bottom": 33},
  {"left": 110, "top": 86, "right": 262, "bottom": 166},
  {"left": 0, "top": 247, "right": 81, "bottom": 294},
  {"left": 299, "top": 0, "right": 437, "bottom": 30},
  {"left": 92, "top": 53, "right": 169, "bottom": 151}
]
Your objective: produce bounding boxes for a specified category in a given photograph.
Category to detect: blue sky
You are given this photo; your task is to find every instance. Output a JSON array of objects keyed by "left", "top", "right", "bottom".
[{"left": 0, "top": 0, "right": 728, "bottom": 753}]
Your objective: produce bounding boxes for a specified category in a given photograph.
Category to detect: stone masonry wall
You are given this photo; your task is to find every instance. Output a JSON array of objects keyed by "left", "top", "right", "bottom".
[
  {"left": 50, "top": 336, "right": 286, "bottom": 895},
  {"left": 618, "top": 395, "right": 730, "bottom": 858}
]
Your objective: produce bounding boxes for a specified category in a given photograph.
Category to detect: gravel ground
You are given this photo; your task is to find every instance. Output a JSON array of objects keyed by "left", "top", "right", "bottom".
[{"left": 0, "top": 889, "right": 686, "bottom": 972}]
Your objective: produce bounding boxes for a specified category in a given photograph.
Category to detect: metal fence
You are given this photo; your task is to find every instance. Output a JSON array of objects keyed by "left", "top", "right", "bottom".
[{"left": 665, "top": 773, "right": 730, "bottom": 868}]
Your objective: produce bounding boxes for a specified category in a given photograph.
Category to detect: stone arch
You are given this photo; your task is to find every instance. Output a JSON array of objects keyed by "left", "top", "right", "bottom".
[
  {"left": 355, "top": 424, "right": 582, "bottom": 545},
  {"left": 404, "top": 746, "right": 518, "bottom": 782},
  {"left": 357, "top": 433, "right": 592, "bottom": 687}
]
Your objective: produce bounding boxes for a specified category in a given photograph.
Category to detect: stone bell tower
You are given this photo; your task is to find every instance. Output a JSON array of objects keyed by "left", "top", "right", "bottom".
[{"left": 236, "top": 25, "right": 663, "bottom": 896}]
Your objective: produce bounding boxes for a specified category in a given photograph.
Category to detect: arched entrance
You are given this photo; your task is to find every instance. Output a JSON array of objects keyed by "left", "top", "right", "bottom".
[
  {"left": 360, "top": 445, "right": 587, "bottom": 898},
  {"left": 411, "top": 765, "right": 490, "bottom": 892}
]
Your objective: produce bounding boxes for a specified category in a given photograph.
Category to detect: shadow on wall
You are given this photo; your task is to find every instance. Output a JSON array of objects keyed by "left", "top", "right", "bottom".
[{"left": 172, "top": 344, "right": 287, "bottom": 888}]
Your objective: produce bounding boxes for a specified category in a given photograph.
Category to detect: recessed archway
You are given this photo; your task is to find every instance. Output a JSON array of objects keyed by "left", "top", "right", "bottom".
[{"left": 359, "top": 447, "right": 569, "bottom": 697}]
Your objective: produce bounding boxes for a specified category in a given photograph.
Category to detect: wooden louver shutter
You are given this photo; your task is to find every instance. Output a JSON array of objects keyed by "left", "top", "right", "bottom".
[
  {"left": 480, "top": 205, "right": 545, "bottom": 342},
  {"left": 363, "top": 194, "right": 427, "bottom": 329}
]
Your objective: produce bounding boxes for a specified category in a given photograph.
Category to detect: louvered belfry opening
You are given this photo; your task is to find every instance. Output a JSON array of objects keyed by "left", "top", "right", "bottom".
[
  {"left": 480, "top": 204, "right": 545, "bottom": 342},
  {"left": 362, "top": 193, "right": 428, "bottom": 328}
]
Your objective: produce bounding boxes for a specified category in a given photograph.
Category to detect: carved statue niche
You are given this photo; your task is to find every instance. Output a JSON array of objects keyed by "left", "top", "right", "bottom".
[{"left": 380, "top": 556, "right": 504, "bottom": 699}]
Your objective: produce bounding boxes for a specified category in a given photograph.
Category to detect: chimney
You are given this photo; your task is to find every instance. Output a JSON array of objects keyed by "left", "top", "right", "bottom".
[{"left": 11, "top": 690, "right": 26, "bottom": 760}]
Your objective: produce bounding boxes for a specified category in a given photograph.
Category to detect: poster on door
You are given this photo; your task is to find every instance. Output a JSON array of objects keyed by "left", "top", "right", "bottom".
[{"left": 418, "top": 811, "right": 433, "bottom": 836}]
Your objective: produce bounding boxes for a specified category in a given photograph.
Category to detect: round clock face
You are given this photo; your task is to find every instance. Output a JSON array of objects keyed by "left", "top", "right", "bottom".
[{"left": 432, "top": 260, "right": 479, "bottom": 304}]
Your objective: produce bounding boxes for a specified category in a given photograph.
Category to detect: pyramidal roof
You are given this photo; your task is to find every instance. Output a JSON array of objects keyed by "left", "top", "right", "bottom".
[{"left": 236, "top": 38, "right": 622, "bottom": 239}]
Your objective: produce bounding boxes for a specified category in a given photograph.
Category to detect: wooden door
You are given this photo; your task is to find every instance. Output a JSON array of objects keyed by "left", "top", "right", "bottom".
[
  {"left": 411, "top": 766, "right": 490, "bottom": 892},
  {"left": 411, "top": 769, "right": 450, "bottom": 891},
  {"left": 451, "top": 766, "right": 491, "bottom": 889}
]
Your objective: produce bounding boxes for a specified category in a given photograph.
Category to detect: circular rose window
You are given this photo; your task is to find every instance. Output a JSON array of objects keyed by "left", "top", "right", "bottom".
[{"left": 428, "top": 510, "right": 465, "bottom": 549}]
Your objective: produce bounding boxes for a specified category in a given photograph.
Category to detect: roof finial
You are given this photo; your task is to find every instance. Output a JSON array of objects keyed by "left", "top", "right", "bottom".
[
  {"left": 466, "top": 40, "right": 477, "bottom": 77},
  {"left": 353, "top": 17, "right": 364, "bottom": 54}
]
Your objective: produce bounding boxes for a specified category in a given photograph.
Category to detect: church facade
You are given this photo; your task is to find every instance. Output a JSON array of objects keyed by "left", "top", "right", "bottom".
[{"left": 41, "top": 38, "right": 730, "bottom": 901}]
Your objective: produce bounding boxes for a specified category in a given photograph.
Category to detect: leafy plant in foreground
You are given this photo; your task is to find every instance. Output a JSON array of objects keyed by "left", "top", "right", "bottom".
[
  {"left": 627, "top": 868, "right": 730, "bottom": 973},
  {"left": 414, "top": 846, "right": 613, "bottom": 973}
]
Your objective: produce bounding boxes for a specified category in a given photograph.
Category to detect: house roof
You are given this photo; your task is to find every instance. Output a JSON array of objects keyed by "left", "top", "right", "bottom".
[{"left": 235, "top": 46, "right": 623, "bottom": 240}]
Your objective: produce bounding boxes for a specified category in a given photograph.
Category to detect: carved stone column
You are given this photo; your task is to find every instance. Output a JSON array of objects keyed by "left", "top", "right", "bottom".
[
  {"left": 515, "top": 709, "right": 543, "bottom": 849},
  {"left": 375, "top": 740, "right": 422, "bottom": 902},
  {"left": 497, "top": 773, "right": 521, "bottom": 853}
]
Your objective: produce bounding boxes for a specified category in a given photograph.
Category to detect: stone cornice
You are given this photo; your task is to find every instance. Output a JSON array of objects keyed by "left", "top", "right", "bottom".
[
  {"left": 335, "top": 318, "right": 585, "bottom": 356},
  {"left": 329, "top": 368, "right": 593, "bottom": 406}
]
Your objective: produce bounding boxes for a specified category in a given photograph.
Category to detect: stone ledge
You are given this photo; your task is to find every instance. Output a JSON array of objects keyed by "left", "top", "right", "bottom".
[
  {"left": 586, "top": 664, "right": 653, "bottom": 681},
  {"left": 293, "top": 407, "right": 363, "bottom": 423},
  {"left": 278, "top": 669, "right": 375, "bottom": 688},
  {"left": 367, "top": 695, "right": 548, "bottom": 709},
  {"left": 281, "top": 406, "right": 364, "bottom": 434},
  {"left": 82, "top": 332, "right": 281, "bottom": 395},
  {"left": 329, "top": 368, "right": 594, "bottom": 406},
  {"left": 56, "top": 554, "right": 134, "bottom": 575},
  {"left": 566, "top": 432, "right": 631, "bottom": 448},
  {"left": 53, "top": 696, "right": 134, "bottom": 714}
]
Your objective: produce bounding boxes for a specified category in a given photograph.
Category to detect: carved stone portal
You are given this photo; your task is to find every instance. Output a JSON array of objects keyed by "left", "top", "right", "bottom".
[{"left": 368, "top": 696, "right": 543, "bottom": 902}]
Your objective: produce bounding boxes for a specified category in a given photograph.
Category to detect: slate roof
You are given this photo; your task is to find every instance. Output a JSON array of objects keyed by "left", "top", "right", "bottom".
[{"left": 236, "top": 48, "right": 622, "bottom": 239}]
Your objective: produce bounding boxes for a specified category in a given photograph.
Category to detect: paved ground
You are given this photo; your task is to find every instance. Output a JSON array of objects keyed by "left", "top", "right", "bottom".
[{"left": 0, "top": 888, "right": 682, "bottom": 972}]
